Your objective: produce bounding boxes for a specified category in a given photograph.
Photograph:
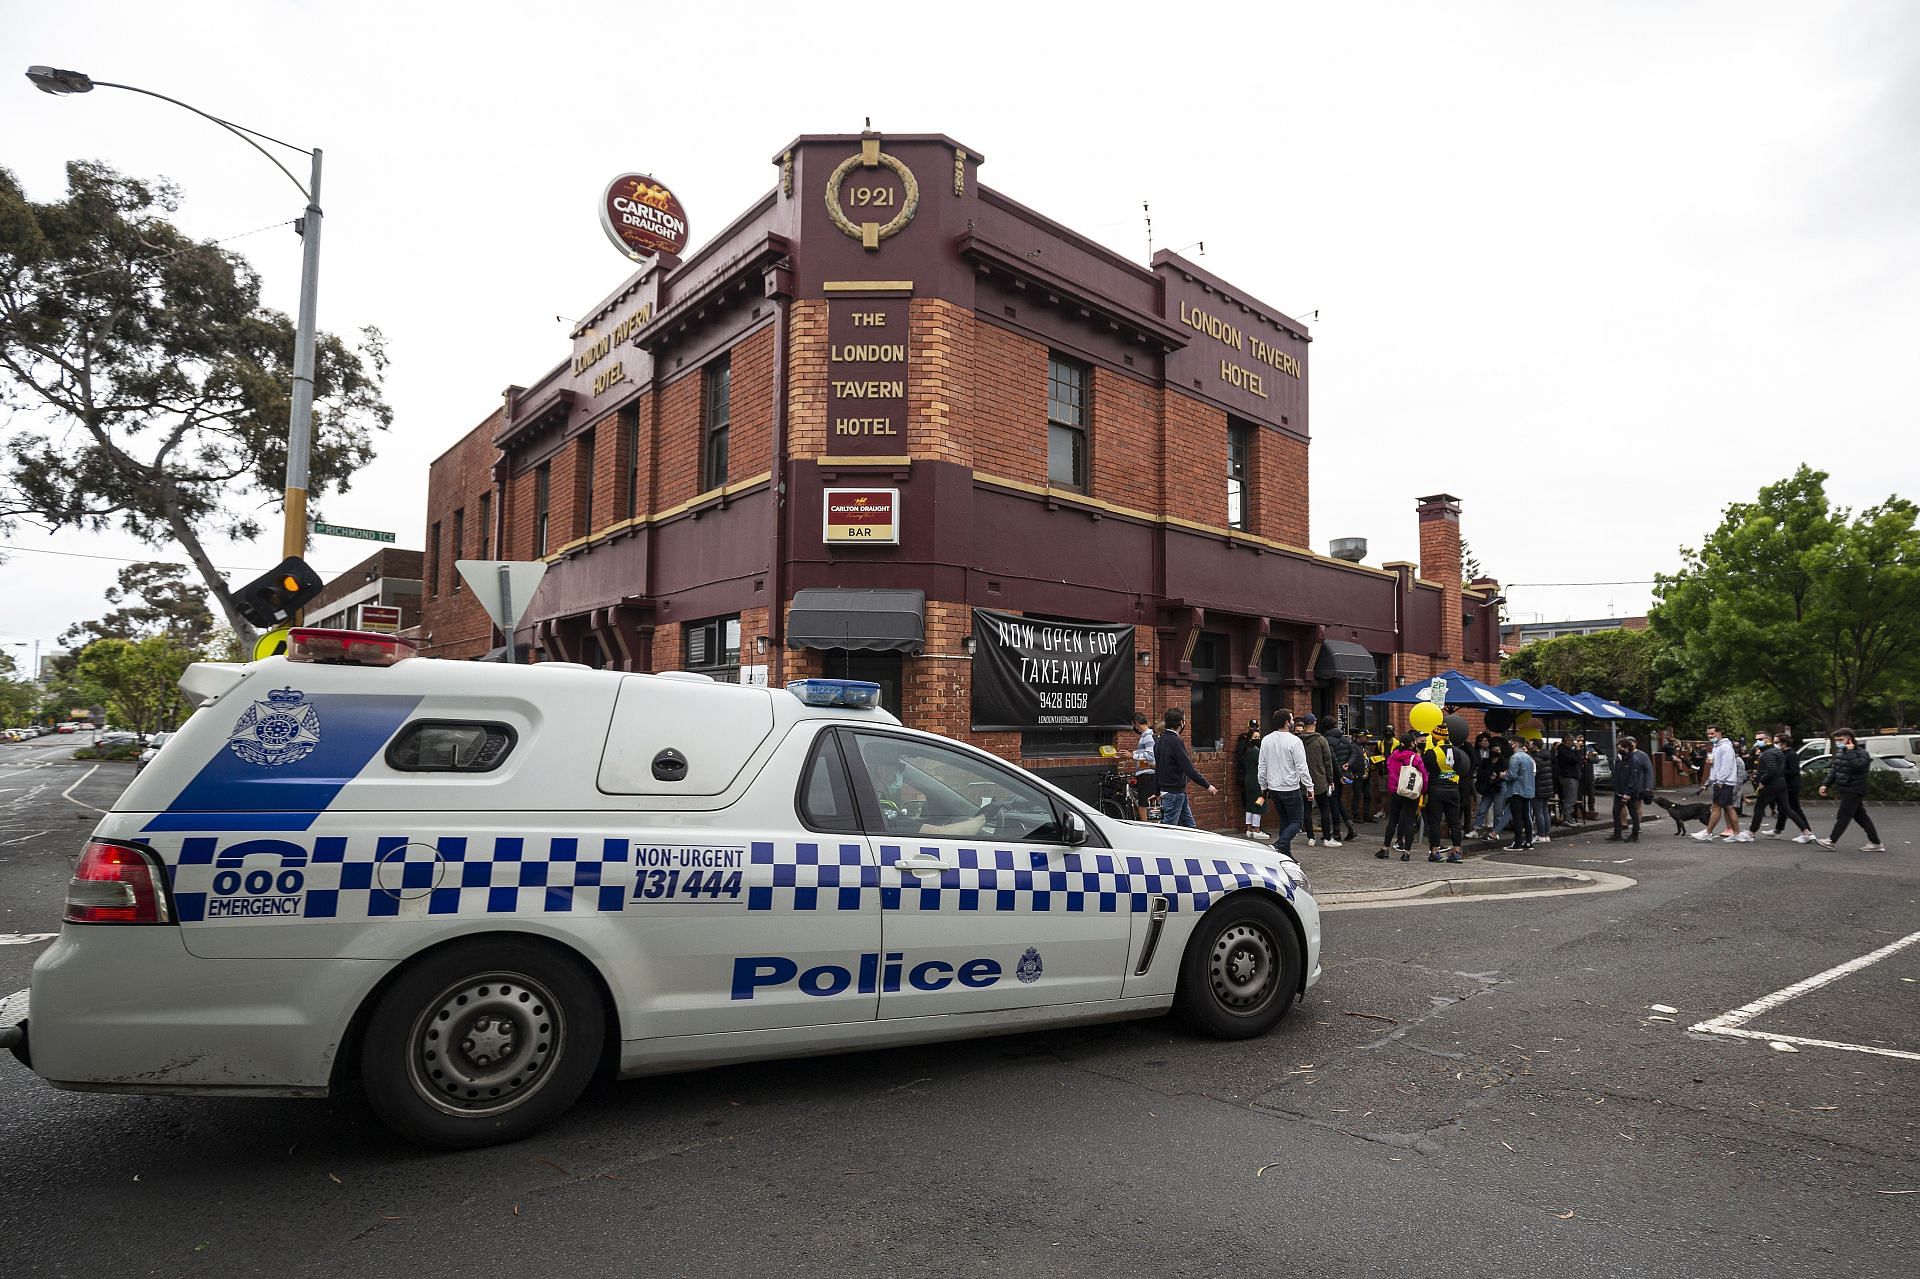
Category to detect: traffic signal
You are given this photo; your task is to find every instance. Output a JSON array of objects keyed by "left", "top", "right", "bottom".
[{"left": 232, "top": 557, "right": 325, "bottom": 628}]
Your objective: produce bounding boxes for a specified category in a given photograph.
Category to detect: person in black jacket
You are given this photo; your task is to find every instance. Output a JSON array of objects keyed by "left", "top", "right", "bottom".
[
  {"left": 1750, "top": 730, "right": 1811, "bottom": 841},
  {"left": 1326, "top": 724, "right": 1360, "bottom": 842},
  {"left": 1770, "top": 726, "right": 1812, "bottom": 840},
  {"left": 1553, "top": 738, "right": 1582, "bottom": 828},
  {"left": 1607, "top": 737, "right": 1653, "bottom": 841},
  {"left": 1154, "top": 707, "right": 1216, "bottom": 828},
  {"left": 1815, "top": 728, "right": 1886, "bottom": 851}
]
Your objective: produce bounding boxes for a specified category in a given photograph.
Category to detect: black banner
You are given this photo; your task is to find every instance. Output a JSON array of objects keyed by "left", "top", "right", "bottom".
[{"left": 969, "top": 609, "right": 1136, "bottom": 732}]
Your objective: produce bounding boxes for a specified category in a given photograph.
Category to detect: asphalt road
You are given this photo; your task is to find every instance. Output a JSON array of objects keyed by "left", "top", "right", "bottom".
[{"left": 1, "top": 733, "right": 1915, "bottom": 1278}]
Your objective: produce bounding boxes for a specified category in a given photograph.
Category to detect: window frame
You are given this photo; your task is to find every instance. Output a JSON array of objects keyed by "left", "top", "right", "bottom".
[
  {"left": 682, "top": 613, "right": 742, "bottom": 683},
  {"left": 1046, "top": 353, "right": 1090, "bottom": 491},
  {"left": 532, "top": 462, "right": 550, "bottom": 557},
  {"left": 383, "top": 719, "right": 519, "bottom": 774},
  {"left": 702, "top": 354, "right": 732, "bottom": 491},
  {"left": 794, "top": 727, "right": 862, "bottom": 835},
  {"left": 1226, "top": 419, "right": 1252, "bottom": 531},
  {"left": 450, "top": 507, "right": 464, "bottom": 591},
  {"left": 477, "top": 491, "right": 492, "bottom": 560},
  {"left": 577, "top": 429, "right": 596, "bottom": 539},
  {"left": 837, "top": 727, "right": 1105, "bottom": 847},
  {"left": 1189, "top": 631, "right": 1226, "bottom": 752},
  {"left": 427, "top": 521, "right": 441, "bottom": 597},
  {"left": 620, "top": 402, "right": 641, "bottom": 518}
]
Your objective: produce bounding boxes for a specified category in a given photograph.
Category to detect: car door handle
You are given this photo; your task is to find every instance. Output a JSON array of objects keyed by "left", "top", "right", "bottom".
[{"left": 894, "top": 856, "right": 957, "bottom": 875}]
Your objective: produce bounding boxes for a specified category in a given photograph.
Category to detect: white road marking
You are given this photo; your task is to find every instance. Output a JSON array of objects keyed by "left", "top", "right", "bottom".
[
  {"left": 0, "top": 933, "right": 58, "bottom": 946},
  {"left": 60, "top": 764, "right": 108, "bottom": 814},
  {"left": 0, "top": 830, "right": 49, "bottom": 845},
  {"left": 1691, "top": 929, "right": 1920, "bottom": 1062}
]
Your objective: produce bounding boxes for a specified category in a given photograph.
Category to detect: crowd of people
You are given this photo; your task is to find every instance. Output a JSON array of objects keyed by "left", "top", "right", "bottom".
[{"left": 1124, "top": 709, "right": 1891, "bottom": 856}]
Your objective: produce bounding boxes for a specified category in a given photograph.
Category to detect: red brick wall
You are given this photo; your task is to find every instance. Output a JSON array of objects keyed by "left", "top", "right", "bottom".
[
  {"left": 656, "top": 363, "right": 706, "bottom": 506},
  {"left": 1090, "top": 368, "right": 1161, "bottom": 511},
  {"left": 968, "top": 321, "right": 1049, "bottom": 484},
  {"left": 420, "top": 410, "right": 503, "bottom": 660},
  {"left": 788, "top": 301, "right": 829, "bottom": 457},
  {"left": 731, "top": 325, "right": 776, "bottom": 483},
  {"left": 909, "top": 298, "right": 974, "bottom": 465}
]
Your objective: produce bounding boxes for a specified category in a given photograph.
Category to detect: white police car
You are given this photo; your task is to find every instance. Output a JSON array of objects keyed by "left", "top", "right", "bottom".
[{"left": 1, "top": 628, "right": 1321, "bottom": 1147}]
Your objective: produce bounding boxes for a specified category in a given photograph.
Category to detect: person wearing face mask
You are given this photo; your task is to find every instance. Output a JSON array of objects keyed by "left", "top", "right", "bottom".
[
  {"left": 1816, "top": 728, "right": 1888, "bottom": 852},
  {"left": 1748, "top": 730, "right": 1811, "bottom": 843},
  {"left": 1694, "top": 725, "right": 1741, "bottom": 842},
  {"left": 1607, "top": 736, "right": 1652, "bottom": 842}
]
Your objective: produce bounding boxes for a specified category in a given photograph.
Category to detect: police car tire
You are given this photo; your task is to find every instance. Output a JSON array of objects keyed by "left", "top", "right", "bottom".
[
  {"left": 1174, "top": 895, "right": 1301, "bottom": 1039},
  {"left": 360, "top": 939, "right": 604, "bottom": 1148}
]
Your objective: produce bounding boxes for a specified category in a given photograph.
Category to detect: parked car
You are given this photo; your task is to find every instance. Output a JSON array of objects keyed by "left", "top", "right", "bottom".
[
  {"left": 92, "top": 729, "right": 139, "bottom": 749},
  {"left": 134, "top": 732, "right": 172, "bottom": 773},
  {"left": 54, "top": 723, "right": 77, "bottom": 734},
  {"left": 1799, "top": 753, "right": 1920, "bottom": 789}
]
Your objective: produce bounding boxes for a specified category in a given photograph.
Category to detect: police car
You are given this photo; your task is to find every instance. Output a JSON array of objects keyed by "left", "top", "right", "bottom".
[{"left": 1, "top": 628, "right": 1321, "bottom": 1148}]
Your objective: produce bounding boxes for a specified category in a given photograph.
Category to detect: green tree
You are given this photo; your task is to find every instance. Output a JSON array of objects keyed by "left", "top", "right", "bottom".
[
  {"left": 1502, "top": 628, "right": 1665, "bottom": 713},
  {"left": 1651, "top": 467, "right": 1920, "bottom": 732},
  {"left": 72, "top": 635, "right": 195, "bottom": 735},
  {"left": 0, "top": 675, "right": 36, "bottom": 726},
  {"left": 60, "top": 560, "right": 216, "bottom": 649},
  {"left": 0, "top": 161, "right": 390, "bottom": 641}
]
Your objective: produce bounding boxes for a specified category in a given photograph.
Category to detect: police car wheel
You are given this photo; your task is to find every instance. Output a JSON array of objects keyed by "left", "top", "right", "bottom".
[
  {"left": 361, "top": 940, "right": 604, "bottom": 1148},
  {"left": 1175, "top": 896, "right": 1301, "bottom": 1039}
]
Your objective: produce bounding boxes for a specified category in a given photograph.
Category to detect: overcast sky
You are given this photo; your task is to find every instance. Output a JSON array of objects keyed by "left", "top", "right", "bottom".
[{"left": 3, "top": 0, "right": 1915, "bottom": 666}]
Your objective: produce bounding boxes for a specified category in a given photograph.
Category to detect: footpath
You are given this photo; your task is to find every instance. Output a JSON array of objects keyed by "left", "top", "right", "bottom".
[{"left": 1215, "top": 802, "right": 1643, "bottom": 909}]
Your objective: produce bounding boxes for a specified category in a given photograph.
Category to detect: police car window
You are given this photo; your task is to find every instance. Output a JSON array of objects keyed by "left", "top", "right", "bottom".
[
  {"left": 797, "top": 731, "right": 860, "bottom": 834},
  {"left": 847, "top": 733, "right": 1062, "bottom": 842},
  {"left": 386, "top": 721, "right": 516, "bottom": 773}
]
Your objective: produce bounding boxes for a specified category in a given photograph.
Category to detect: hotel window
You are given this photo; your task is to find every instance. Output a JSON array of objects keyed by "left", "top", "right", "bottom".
[
  {"left": 621, "top": 402, "right": 641, "bottom": 518},
  {"left": 1227, "top": 419, "right": 1252, "bottom": 531},
  {"left": 576, "top": 429, "right": 596, "bottom": 539},
  {"left": 532, "top": 462, "right": 550, "bottom": 556},
  {"left": 450, "top": 508, "right": 464, "bottom": 591},
  {"left": 684, "top": 614, "right": 741, "bottom": 683},
  {"left": 477, "top": 491, "right": 491, "bottom": 560},
  {"left": 702, "top": 354, "right": 731, "bottom": 490},
  {"left": 1189, "top": 632, "right": 1225, "bottom": 751},
  {"left": 427, "top": 522, "right": 441, "bottom": 597},
  {"left": 1047, "top": 354, "right": 1088, "bottom": 490}
]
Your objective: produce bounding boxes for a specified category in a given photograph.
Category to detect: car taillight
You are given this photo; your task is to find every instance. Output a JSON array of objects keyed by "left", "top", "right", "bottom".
[{"left": 66, "top": 840, "right": 173, "bottom": 925}]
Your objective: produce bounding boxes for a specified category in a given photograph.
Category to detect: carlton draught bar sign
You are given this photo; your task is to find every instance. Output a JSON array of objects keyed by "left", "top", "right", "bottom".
[
  {"left": 823, "top": 488, "right": 899, "bottom": 544},
  {"left": 970, "top": 609, "right": 1136, "bottom": 732},
  {"left": 599, "top": 173, "right": 690, "bottom": 261}
]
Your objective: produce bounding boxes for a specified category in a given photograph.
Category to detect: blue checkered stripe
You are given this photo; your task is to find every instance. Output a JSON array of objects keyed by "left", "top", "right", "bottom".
[
  {"left": 167, "top": 834, "right": 632, "bottom": 923},
  {"left": 746, "top": 843, "right": 1292, "bottom": 914}
]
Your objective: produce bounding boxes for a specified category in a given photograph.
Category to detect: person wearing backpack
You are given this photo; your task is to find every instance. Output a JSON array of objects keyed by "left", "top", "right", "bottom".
[
  {"left": 1377, "top": 734, "right": 1428, "bottom": 861},
  {"left": 1503, "top": 736, "right": 1537, "bottom": 850},
  {"left": 1421, "top": 726, "right": 1467, "bottom": 862}
]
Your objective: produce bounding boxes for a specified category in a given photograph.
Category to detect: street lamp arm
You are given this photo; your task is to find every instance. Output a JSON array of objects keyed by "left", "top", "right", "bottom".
[{"left": 86, "top": 79, "right": 313, "bottom": 202}]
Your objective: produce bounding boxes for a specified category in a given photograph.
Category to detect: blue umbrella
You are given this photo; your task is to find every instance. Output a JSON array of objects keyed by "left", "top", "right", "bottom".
[
  {"left": 1492, "top": 679, "right": 1584, "bottom": 716},
  {"left": 1365, "top": 669, "right": 1509, "bottom": 709},
  {"left": 1574, "top": 691, "right": 1656, "bottom": 721}
]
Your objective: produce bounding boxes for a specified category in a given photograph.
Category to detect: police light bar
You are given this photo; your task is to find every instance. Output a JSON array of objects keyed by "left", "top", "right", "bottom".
[
  {"left": 787, "top": 679, "right": 883, "bottom": 709},
  {"left": 284, "top": 628, "right": 418, "bottom": 668}
]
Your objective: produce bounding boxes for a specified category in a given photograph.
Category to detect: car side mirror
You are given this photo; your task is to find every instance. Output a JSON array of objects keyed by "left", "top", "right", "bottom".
[{"left": 1061, "top": 810, "right": 1089, "bottom": 847}]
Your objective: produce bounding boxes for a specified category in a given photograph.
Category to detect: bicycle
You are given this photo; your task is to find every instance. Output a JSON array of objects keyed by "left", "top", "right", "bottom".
[{"left": 1097, "top": 768, "right": 1160, "bottom": 822}]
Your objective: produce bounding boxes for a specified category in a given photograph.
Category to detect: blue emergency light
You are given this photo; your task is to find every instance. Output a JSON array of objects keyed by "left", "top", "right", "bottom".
[{"left": 787, "top": 679, "right": 883, "bottom": 709}]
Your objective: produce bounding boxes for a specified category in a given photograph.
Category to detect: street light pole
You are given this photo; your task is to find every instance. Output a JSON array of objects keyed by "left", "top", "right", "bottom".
[{"left": 26, "top": 65, "right": 322, "bottom": 566}]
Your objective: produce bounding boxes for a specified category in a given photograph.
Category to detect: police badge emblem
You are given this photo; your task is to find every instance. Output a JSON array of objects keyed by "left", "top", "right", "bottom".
[
  {"left": 1015, "top": 946, "right": 1043, "bottom": 985},
  {"left": 226, "top": 686, "right": 321, "bottom": 767}
]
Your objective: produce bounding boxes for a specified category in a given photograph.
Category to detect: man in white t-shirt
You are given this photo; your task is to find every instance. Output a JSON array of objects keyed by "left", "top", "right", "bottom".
[
  {"left": 1694, "top": 725, "right": 1741, "bottom": 842},
  {"left": 1257, "top": 710, "right": 1314, "bottom": 856}
]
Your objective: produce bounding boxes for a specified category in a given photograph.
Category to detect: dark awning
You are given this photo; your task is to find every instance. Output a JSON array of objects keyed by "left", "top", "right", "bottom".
[
  {"left": 1316, "top": 639, "right": 1378, "bottom": 681},
  {"left": 787, "top": 588, "right": 925, "bottom": 654}
]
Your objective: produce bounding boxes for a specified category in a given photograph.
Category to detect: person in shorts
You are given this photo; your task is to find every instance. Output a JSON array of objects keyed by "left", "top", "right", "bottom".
[{"left": 1696, "top": 724, "right": 1741, "bottom": 842}]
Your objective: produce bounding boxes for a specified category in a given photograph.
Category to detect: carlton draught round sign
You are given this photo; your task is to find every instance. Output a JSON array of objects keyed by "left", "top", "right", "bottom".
[{"left": 600, "top": 173, "right": 690, "bottom": 261}]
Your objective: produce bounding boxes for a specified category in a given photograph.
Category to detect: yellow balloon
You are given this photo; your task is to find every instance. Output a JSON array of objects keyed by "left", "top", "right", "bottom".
[
  {"left": 253, "top": 627, "right": 291, "bottom": 661},
  {"left": 1408, "top": 702, "right": 1443, "bottom": 733},
  {"left": 1515, "top": 711, "right": 1535, "bottom": 728},
  {"left": 1520, "top": 727, "right": 1543, "bottom": 741}
]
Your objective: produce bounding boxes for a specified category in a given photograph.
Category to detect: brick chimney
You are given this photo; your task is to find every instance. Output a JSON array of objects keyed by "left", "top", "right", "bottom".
[{"left": 1417, "top": 493, "right": 1463, "bottom": 666}]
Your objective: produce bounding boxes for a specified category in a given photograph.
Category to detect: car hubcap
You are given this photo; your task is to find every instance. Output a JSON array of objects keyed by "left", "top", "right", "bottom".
[
  {"left": 407, "top": 972, "right": 563, "bottom": 1116},
  {"left": 1209, "top": 921, "right": 1279, "bottom": 1015}
]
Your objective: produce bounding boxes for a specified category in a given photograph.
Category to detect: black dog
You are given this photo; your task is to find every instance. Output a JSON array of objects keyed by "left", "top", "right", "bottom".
[{"left": 1653, "top": 795, "right": 1713, "bottom": 835}]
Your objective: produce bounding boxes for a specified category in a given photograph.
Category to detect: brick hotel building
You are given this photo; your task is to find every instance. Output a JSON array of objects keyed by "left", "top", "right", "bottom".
[{"left": 418, "top": 131, "right": 1502, "bottom": 827}]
